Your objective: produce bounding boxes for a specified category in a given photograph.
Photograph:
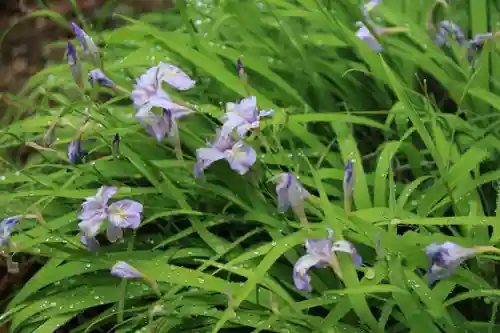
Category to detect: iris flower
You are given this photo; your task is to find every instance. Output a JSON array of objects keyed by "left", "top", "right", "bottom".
[
  {"left": 111, "top": 261, "right": 161, "bottom": 296},
  {"left": 71, "top": 23, "right": 100, "bottom": 66},
  {"left": 425, "top": 242, "right": 500, "bottom": 285},
  {"left": 293, "top": 230, "right": 363, "bottom": 292},
  {"left": 275, "top": 173, "right": 310, "bottom": 224},
  {"left": 78, "top": 186, "right": 143, "bottom": 249},
  {"left": 195, "top": 129, "right": 257, "bottom": 176},
  {"left": 111, "top": 261, "right": 143, "bottom": 279},
  {"left": 220, "top": 96, "right": 275, "bottom": 138},
  {"left": 66, "top": 42, "right": 83, "bottom": 87},
  {"left": 89, "top": 69, "right": 116, "bottom": 88},
  {"left": 131, "top": 64, "right": 194, "bottom": 149},
  {"left": 0, "top": 216, "right": 22, "bottom": 247}
]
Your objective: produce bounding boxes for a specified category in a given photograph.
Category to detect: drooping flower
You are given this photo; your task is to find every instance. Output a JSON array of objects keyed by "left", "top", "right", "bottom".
[
  {"left": 111, "top": 261, "right": 143, "bottom": 279},
  {"left": 66, "top": 41, "right": 83, "bottom": 87},
  {"left": 220, "top": 96, "right": 275, "bottom": 138},
  {"left": 195, "top": 129, "right": 257, "bottom": 176},
  {"left": 434, "top": 21, "right": 468, "bottom": 47},
  {"left": 77, "top": 186, "right": 143, "bottom": 247},
  {"left": 425, "top": 241, "right": 477, "bottom": 285},
  {"left": 71, "top": 23, "right": 100, "bottom": 66},
  {"left": 89, "top": 69, "right": 116, "bottom": 88},
  {"left": 343, "top": 160, "right": 355, "bottom": 214},
  {"left": 135, "top": 108, "right": 193, "bottom": 143},
  {"left": 355, "top": 22, "right": 384, "bottom": 53},
  {"left": 111, "top": 261, "right": 162, "bottom": 296},
  {"left": 274, "top": 173, "right": 309, "bottom": 224},
  {"left": 293, "top": 230, "right": 362, "bottom": 292},
  {"left": 0, "top": 216, "right": 22, "bottom": 247},
  {"left": 68, "top": 137, "right": 88, "bottom": 164},
  {"left": 131, "top": 64, "right": 194, "bottom": 143}
]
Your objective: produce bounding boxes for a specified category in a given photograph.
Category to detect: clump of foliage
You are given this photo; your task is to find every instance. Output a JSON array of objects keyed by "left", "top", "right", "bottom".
[{"left": 2, "top": 0, "right": 500, "bottom": 332}]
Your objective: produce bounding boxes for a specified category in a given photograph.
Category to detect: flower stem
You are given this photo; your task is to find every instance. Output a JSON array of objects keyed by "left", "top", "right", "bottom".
[
  {"left": 473, "top": 245, "right": 500, "bottom": 255},
  {"left": 381, "top": 27, "right": 409, "bottom": 35}
]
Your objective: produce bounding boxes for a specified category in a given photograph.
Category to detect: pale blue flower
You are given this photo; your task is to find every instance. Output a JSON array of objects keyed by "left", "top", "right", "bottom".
[
  {"left": 72, "top": 23, "right": 100, "bottom": 66},
  {"left": 107, "top": 199, "right": 143, "bottom": 242},
  {"left": 89, "top": 69, "right": 116, "bottom": 88},
  {"left": 195, "top": 129, "right": 257, "bottom": 176},
  {"left": 155, "top": 62, "right": 196, "bottom": 91},
  {"left": 66, "top": 41, "right": 83, "bottom": 87},
  {"left": 136, "top": 108, "right": 193, "bottom": 143},
  {"left": 77, "top": 186, "right": 143, "bottom": 247},
  {"left": 0, "top": 216, "right": 22, "bottom": 247},
  {"left": 425, "top": 241, "right": 477, "bottom": 285},
  {"left": 80, "top": 235, "right": 100, "bottom": 251},
  {"left": 221, "top": 96, "right": 275, "bottom": 138},
  {"left": 111, "top": 261, "right": 142, "bottom": 279},
  {"left": 132, "top": 64, "right": 194, "bottom": 141},
  {"left": 275, "top": 173, "right": 309, "bottom": 213},
  {"left": 78, "top": 186, "right": 117, "bottom": 237},
  {"left": 293, "top": 230, "right": 362, "bottom": 292}
]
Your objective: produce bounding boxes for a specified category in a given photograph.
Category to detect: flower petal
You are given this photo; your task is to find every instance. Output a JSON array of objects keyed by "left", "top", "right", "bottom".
[
  {"left": 225, "top": 141, "right": 257, "bottom": 175},
  {"left": 220, "top": 113, "right": 246, "bottom": 138},
  {"left": 196, "top": 147, "right": 226, "bottom": 169},
  {"left": 108, "top": 199, "right": 143, "bottom": 229},
  {"left": 111, "top": 261, "right": 142, "bottom": 279},
  {"left": 259, "top": 109, "right": 276, "bottom": 118},
  {"left": 89, "top": 69, "right": 116, "bottom": 88},
  {"left": 81, "top": 235, "right": 100, "bottom": 251},
  {"left": 332, "top": 240, "right": 363, "bottom": 267},
  {"left": 0, "top": 216, "right": 22, "bottom": 246},
  {"left": 78, "top": 218, "right": 104, "bottom": 237},
  {"left": 293, "top": 254, "right": 322, "bottom": 292},
  {"left": 157, "top": 63, "right": 196, "bottom": 90},
  {"left": 106, "top": 223, "right": 124, "bottom": 243}
]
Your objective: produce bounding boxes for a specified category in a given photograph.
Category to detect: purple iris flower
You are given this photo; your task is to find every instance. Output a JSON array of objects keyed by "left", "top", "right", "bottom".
[
  {"left": 66, "top": 41, "right": 83, "bottom": 87},
  {"left": 71, "top": 23, "right": 100, "bottom": 66},
  {"left": 425, "top": 242, "right": 477, "bottom": 285},
  {"left": 220, "top": 96, "right": 275, "bottom": 138},
  {"left": 293, "top": 230, "right": 362, "bottom": 292},
  {"left": 89, "top": 69, "right": 116, "bottom": 88},
  {"left": 78, "top": 186, "right": 143, "bottom": 249},
  {"left": 131, "top": 64, "right": 194, "bottom": 142},
  {"left": 111, "top": 261, "right": 143, "bottom": 279},
  {"left": 0, "top": 216, "right": 22, "bottom": 247},
  {"left": 68, "top": 137, "right": 88, "bottom": 164},
  {"left": 112, "top": 133, "right": 120, "bottom": 158},
  {"left": 275, "top": 173, "right": 310, "bottom": 213},
  {"left": 195, "top": 129, "right": 257, "bottom": 176}
]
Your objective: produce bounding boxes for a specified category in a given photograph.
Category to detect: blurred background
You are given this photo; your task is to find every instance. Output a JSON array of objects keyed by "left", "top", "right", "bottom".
[{"left": 0, "top": 0, "right": 172, "bottom": 99}]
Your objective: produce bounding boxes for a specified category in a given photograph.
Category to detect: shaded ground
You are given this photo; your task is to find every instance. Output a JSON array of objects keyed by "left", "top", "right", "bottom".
[
  {"left": 0, "top": 0, "right": 170, "bottom": 98},
  {"left": 0, "top": 1, "right": 171, "bottom": 329}
]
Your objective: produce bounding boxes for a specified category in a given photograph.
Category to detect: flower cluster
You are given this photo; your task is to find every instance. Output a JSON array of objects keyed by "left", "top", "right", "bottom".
[
  {"left": 56, "top": 24, "right": 500, "bottom": 297},
  {"left": 194, "top": 96, "right": 273, "bottom": 176}
]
